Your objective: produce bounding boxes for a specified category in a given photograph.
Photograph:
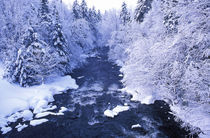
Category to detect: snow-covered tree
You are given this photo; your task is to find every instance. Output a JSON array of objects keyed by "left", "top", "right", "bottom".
[
  {"left": 52, "top": 6, "right": 67, "bottom": 53},
  {"left": 9, "top": 26, "right": 68, "bottom": 87},
  {"left": 161, "top": 0, "right": 179, "bottom": 34},
  {"left": 99, "top": 10, "right": 120, "bottom": 45},
  {"left": 70, "top": 19, "right": 94, "bottom": 53},
  {"left": 72, "top": 0, "right": 82, "bottom": 20},
  {"left": 88, "top": 7, "right": 98, "bottom": 24},
  {"left": 120, "top": 2, "right": 131, "bottom": 25},
  {"left": 8, "top": 27, "right": 45, "bottom": 87},
  {"left": 108, "top": 0, "right": 210, "bottom": 134},
  {"left": 80, "top": 0, "right": 88, "bottom": 19},
  {"left": 134, "top": 0, "right": 153, "bottom": 22},
  {"left": 97, "top": 10, "right": 102, "bottom": 22},
  {"left": 38, "top": 0, "right": 53, "bottom": 45}
]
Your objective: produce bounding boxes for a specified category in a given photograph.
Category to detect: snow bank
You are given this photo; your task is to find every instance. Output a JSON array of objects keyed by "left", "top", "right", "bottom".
[
  {"left": 120, "top": 87, "right": 155, "bottom": 105},
  {"left": 104, "top": 105, "right": 130, "bottom": 118},
  {"left": 0, "top": 65, "right": 78, "bottom": 134}
]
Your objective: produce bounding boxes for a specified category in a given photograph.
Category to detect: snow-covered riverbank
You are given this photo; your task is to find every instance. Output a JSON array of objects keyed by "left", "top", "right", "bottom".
[{"left": 0, "top": 65, "right": 78, "bottom": 134}]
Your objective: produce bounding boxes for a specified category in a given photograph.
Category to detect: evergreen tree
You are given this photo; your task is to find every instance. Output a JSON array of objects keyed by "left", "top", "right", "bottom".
[
  {"left": 10, "top": 27, "right": 47, "bottom": 87},
  {"left": 10, "top": 26, "right": 68, "bottom": 87},
  {"left": 38, "top": 0, "right": 53, "bottom": 45},
  {"left": 97, "top": 10, "right": 102, "bottom": 22},
  {"left": 80, "top": 0, "right": 88, "bottom": 19},
  {"left": 72, "top": 0, "right": 82, "bottom": 19},
  {"left": 88, "top": 7, "right": 98, "bottom": 24},
  {"left": 38, "top": 0, "right": 51, "bottom": 22},
  {"left": 51, "top": 6, "right": 69, "bottom": 71},
  {"left": 52, "top": 6, "right": 67, "bottom": 53},
  {"left": 134, "top": 0, "right": 153, "bottom": 22},
  {"left": 120, "top": 2, "right": 131, "bottom": 25}
]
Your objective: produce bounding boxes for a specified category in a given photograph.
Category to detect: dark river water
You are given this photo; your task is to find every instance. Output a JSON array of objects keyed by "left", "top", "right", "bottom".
[{"left": 1, "top": 47, "right": 199, "bottom": 138}]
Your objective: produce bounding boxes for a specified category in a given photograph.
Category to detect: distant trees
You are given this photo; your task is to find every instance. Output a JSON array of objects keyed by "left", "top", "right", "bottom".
[
  {"left": 70, "top": 0, "right": 102, "bottom": 53},
  {"left": 72, "top": 0, "right": 101, "bottom": 23}
]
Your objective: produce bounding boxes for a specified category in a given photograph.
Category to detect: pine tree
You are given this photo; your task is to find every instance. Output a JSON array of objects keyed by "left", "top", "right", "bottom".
[
  {"left": 38, "top": 0, "right": 51, "bottom": 22},
  {"left": 52, "top": 6, "right": 67, "bottom": 52},
  {"left": 38, "top": 0, "right": 53, "bottom": 45},
  {"left": 97, "top": 10, "right": 102, "bottom": 22},
  {"left": 88, "top": 7, "right": 98, "bottom": 24},
  {"left": 72, "top": 0, "right": 82, "bottom": 19},
  {"left": 120, "top": 2, "right": 131, "bottom": 25},
  {"left": 51, "top": 6, "right": 69, "bottom": 70},
  {"left": 11, "top": 26, "right": 69, "bottom": 87},
  {"left": 134, "top": 0, "right": 153, "bottom": 22},
  {"left": 80, "top": 0, "right": 88, "bottom": 19},
  {"left": 11, "top": 27, "right": 46, "bottom": 87}
]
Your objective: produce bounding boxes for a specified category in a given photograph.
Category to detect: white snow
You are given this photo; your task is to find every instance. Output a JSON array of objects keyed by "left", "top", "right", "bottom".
[
  {"left": 121, "top": 87, "right": 155, "bottom": 104},
  {"left": 104, "top": 105, "right": 130, "bottom": 118},
  {"left": 104, "top": 110, "right": 115, "bottom": 118},
  {"left": 1, "top": 126, "right": 12, "bottom": 134},
  {"left": 35, "top": 107, "right": 68, "bottom": 118},
  {"left": 15, "top": 123, "right": 28, "bottom": 132},
  {"left": 21, "top": 110, "right": 33, "bottom": 121},
  {"left": 170, "top": 104, "right": 210, "bottom": 138},
  {"left": 131, "top": 124, "right": 141, "bottom": 129},
  {"left": 59, "top": 107, "right": 68, "bottom": 113},
  {"left": 0, "top": 65, "right": 78, "bottom": 134},
  {"left": 30, "top": 119, "right": 49, "bottom": 126},
  {"left": 35, "top": 112, "right": 57, "bottom": 118},
  {"left": 119, "top": 74, "right": 123, "bottom": 77},
  {"left": 77, "top": 76, "right": 84, "bottom": 79}
]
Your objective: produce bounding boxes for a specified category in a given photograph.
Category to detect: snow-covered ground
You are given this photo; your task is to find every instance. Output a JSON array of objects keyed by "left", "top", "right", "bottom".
[
  {"left": 170, "top": 104, "right": 210, "bottom": 138},
  {"left": 120, "top": 86, "right": 210, "bottom": 137},
  {"left": 0, "top": 65, "right": 78, "bottom": 134}
]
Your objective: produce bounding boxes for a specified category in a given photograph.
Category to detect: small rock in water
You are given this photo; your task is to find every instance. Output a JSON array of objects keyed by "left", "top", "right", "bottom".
[{"left": 119, "top": 74, "right": 123, "bottom": 77}]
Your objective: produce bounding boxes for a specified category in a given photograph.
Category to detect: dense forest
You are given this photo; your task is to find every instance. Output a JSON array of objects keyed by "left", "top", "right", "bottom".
[{"left": 0, "top": 0, "right": 209, "bottom": 137}]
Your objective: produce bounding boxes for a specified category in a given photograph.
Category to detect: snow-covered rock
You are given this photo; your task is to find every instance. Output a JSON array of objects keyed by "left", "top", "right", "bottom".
[
  {"left": 15, "top": 123, "right": 28, "bottom": 132},
  {"left": 104, "top": 105, "right": 130, "bottom": 118},
  {"left": 30, "top": 119, "right": 49, "bottom": 126},
  {"left": 131, "top": 124, "right": 141, "bottom": 129}
]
